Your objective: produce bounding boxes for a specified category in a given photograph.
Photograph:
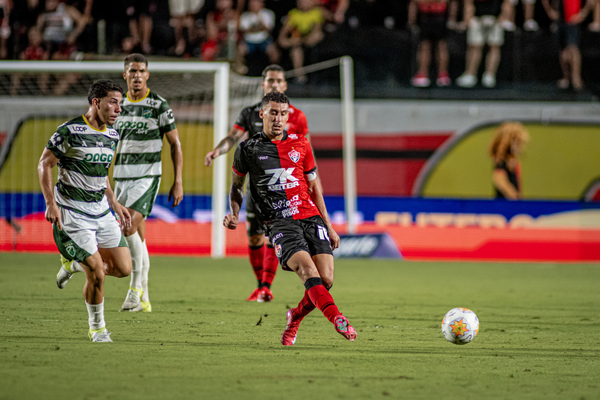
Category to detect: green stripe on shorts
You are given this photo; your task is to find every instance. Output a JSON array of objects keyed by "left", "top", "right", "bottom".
[
  {"left": 53, "top": 225, "right": 92, "bottom": 262},
  {"left": 130, "top": 176, "right": 161, "bottom": 218}
]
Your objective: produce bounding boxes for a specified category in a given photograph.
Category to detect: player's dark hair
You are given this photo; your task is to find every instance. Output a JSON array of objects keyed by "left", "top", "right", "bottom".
[
  {"left": 124, "top": 53, "right": 148, "bottom": 67},
  {"left": 261, "top": 64, "right": 285, "bottom": 81},
  {"left": 87, "top": 80, "right": 123, "bottom": 105},
  {"left": 261, "top": 92, "right": 289, "bottom": 109}
]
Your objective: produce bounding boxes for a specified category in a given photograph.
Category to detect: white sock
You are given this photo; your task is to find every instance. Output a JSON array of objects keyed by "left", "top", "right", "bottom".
[
  {"left": 141, "top": 240, "right": 150, "bottom": 303},
  {"left": 71, "top": 261, "right": 84, "bottom": 273},
  {"left": 125, "top": 232, "right": 144, "bottom": 290},
  {"left": 86, "top": 300, "right": 106, "bottom": 331}
]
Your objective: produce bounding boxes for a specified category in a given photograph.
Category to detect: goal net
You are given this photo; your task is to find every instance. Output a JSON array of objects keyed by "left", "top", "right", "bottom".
[{"left": 0, "top": 61, "right": 263, "bottom": 257}]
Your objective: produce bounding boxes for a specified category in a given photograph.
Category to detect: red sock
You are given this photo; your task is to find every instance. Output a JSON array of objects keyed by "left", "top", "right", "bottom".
[
  {"left": 307, "top": 282, "right": 340, "bottom": 324},
  {"left": 248, "top": 245, "right": 264, "bottom": 284},
  {"left": 292, "top": 290, "right": 316, "bottom": 321},
  {"left": 261, "top": 245, "right": 278, "bottom": 287}
]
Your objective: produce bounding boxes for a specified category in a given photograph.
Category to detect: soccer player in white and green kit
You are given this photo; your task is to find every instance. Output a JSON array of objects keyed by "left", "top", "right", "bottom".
[
  {"left": 114, "top": 53, "right": 184, "bottom": 312},
  {"left": 39, "top": 80, "right": 133, "bottom": 342}
]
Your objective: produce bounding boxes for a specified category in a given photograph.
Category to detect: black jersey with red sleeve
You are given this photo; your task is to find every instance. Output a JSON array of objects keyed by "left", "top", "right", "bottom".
[
  {"left": 233, "top": 102, "right": 309, "bottom": 138},
  {"left": 232, "top": 130, "right": 319, "bottom": 223}
]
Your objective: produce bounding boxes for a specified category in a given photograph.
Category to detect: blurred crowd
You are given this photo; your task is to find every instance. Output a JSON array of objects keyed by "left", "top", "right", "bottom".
[{"left": 1, "top": 0, "right": 599, "bottom": 90}]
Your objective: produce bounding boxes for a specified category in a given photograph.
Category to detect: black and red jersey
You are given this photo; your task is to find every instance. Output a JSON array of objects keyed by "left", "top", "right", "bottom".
[
  {"left": 233, "top": 130, "right": 319, "bottom": 223},
  {"left": 233, "top": 102, "right": 309, "bottom": 138}
]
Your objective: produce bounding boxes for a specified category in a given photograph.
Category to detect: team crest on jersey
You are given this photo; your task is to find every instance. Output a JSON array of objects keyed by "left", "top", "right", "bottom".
[
  {"left": 275, "top": 244, "right": 282, "bottom": 258},
  {"left": 288, "top": 133, "right": 298, "bottom": 139},
  {"left": 288, "top": 149, "right": 300, "bottom": 163},
  {"left": 110, "top": 141, "right": 116, "bottom": 151},
  {"left": 143, "top": 109, "right": 153, "bottom": 118}
]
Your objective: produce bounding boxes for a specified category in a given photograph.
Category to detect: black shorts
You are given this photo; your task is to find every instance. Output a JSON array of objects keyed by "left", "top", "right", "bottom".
[
  {"left": 245, "top": 193, "right": 266, "bottom": 237},
  {"left": 557, "top": 22, "right": 580, "bottom": 49},
  {"left": 266, "top": 215, "right": 333, "bottom": 271},
  {"left": 420, "top": 16, "right": 448, "bottom": 43}
]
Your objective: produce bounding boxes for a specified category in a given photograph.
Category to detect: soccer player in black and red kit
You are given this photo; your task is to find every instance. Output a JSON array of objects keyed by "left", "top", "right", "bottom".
[
  {"left": 224, "top": 92, "right": 357, "bottom": 345},
  {"left": 205, "top": 65, "right": 309, "bottom": 303}
]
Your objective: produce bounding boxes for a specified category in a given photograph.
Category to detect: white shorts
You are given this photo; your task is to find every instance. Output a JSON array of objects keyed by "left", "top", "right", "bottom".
[
  {"left": 53, "top": 207, "right": 126, "bottom": 262},
  {"left": 169, "top": 0, "right": 204, "bottom": 17},
  {"left": 467, "top": 16, "right": 505, "bottom": 46},
  {"left": 114, "top": 177, "right": 161, "bottom": 218}
]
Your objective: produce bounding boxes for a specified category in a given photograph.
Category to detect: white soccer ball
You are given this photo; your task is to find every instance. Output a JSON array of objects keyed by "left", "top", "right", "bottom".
[{"left": 441, "top": 307, "right": 479, "bottom": 345}]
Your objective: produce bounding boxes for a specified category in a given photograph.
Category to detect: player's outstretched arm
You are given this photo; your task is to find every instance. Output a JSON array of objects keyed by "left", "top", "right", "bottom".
[
  {"left": 204, "top": 127, "right": 246, "bottom": 166},
  {"left": 105, "top": 178, "right": 132, "bottom": 229},
  {"left": 38, "top": 148, "right": 62, "bottom": 230},
  {"left": 224, "top": 172, "right": 246, "bottom": 230},
  {"left": 307, "top": 173, "right": 340, "bottom": 250},
  {"left": 165, "top": 128, "right": 184, "bottom": 207}
]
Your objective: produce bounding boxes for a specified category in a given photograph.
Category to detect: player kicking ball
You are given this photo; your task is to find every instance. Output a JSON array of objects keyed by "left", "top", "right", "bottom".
[
  {"left": 39, "top": 80, "right": 132, "bottom": 342},
  {"left": 224, "top": 92, "right": 357, "bottom": 345}
]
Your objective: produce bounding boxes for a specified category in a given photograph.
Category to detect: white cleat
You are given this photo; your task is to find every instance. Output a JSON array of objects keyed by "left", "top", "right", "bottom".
[
  {"left": 56, "top": 255, "right": 76, "bottom": 289},
  {"left": 128, "top": 301, "right": 152, "bottom": 312},
  {"left": 120, "top": 287, "right": 143, "bottom": 311},
  {"left": 89, "top": 328, "right": 113, "bottom": 342}
]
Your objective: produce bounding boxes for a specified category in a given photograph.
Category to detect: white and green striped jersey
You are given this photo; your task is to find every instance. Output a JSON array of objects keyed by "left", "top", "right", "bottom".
[
  {"left": 113, "top": 89, "right": 177, "bottom": 181},
  {"left": 46, "top": 115, "right": 119, "bottom": 218}
]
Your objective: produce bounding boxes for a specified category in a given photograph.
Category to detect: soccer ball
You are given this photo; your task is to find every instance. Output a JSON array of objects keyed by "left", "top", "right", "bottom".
[{"left": 441, "top": 307, "right": 479, "bottom": 345}]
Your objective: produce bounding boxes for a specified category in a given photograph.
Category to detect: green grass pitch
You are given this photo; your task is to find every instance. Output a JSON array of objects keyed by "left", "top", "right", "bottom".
[{"left": 1, "top": 253, "right": 599, "bottom": 400}]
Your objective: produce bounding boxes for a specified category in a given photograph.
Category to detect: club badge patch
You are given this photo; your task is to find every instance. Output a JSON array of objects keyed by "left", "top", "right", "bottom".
[
  {"left": 275, "top": 244, "right": 282, "bottom": 258},
  {"left": 288, "top": 149, "right": 300, "bottom": 163},
  {"left": 66, "top": 244, "right": 76, "bottom": 258}
]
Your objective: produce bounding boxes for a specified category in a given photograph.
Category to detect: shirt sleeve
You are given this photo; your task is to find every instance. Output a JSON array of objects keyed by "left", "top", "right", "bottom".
[
  {"left": 45, "top": 126, "right": 70, "bottom": 159},
  {"left": 232, "top": 142, "right": 249, "bottom": 176},
  {"left": 233, "top": 107, "right": 250, "bottom": 132},
  {"left": 303, "top": 138, "right": 316, "bottom": 174},
  {"left": 158, "top": 100, "right": 177, "bottom": 134}
]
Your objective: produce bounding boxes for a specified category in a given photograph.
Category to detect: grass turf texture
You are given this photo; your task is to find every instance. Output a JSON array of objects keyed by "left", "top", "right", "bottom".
[{"left": 1, "top": 253, "right": 599, "bottom": 400}]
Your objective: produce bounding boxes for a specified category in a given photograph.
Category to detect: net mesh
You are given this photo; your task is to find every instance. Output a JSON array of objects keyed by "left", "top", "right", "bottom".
[{"left": 0, "top": 66, "right": 263, "bottom": 252}]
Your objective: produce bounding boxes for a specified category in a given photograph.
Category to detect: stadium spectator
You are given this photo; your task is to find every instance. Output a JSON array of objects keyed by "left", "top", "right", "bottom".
[
  {"left": 10, "top": 26, "right": 49, "bottom": 95},
  {"left": 278, "top": 0, "right": 325, "bottom": 83},
  {"left": 201, "top": 0, "right": 238, "bottom": 61},
  {"left": 39, "top": 79, "right": 132, "bottom": 343},
  {"left": 455, "top": 0, "right": 511, "bottom": 88},
  {"left": 65, "top": 0, "right": 98, "bottom": 52},
  {"left": 236, "top": 0, "right": 279, "bottom": 74},
  {"left": 589, "top": 0, "right": 600, "bottom": 30},
  {"left": 489, "top": 122, "right": 529, "bottom": 199},
  {"left": 542, "top": 0, "right": 597, "bottom": 90},
  {"left": 224, "top": 91, "right": 357, "bottom": 345},
  {"left": 169, "top": 0, "right": 204, "bottom": 55},
  {"left": 319, "top": 0, "right": 350, "bottom": 27},
  {"left": 408, "top": 0, "right": 452, "bottom": 87},
  {"left": 9, "top": 0, "right": 43, "bottom": 58},
  {"left": 0, "top": 0, "right": 12, "bottom": 59}
]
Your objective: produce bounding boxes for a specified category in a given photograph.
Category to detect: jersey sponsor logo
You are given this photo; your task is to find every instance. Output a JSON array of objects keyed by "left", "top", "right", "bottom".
[
  {"left": 49, "top": 132, "right": 64, "bottom": 147},
  {"left": 146, "top": 99, "right": 159, "bottom": 107},
  {"left": 265, "top": 167, "right": 299, "bottom": 191},
  {"left": 96, "top": 142, "right": 104, "bottom": 147},
  {"left": 254, "top": 122, "right": 263, "bottom": 126},
  {"left": 84, "top": 153, "right": 113, "bottom": 163},
  {"left": 272, "top": 194, "right": 300, "bottom": 210},
  {"left": 143, "top": 109, "right": 153, "bottom": 118},
  {"left": 281, "top": 207, "right": 299, "bottom": 218},
  {"left": 272, "top": 233, "right": 283, "bottom": 241},
  {"left": 288, "top": 149, "right": 300, "bottom": 163},
  {"left": 116, "top": 121, "right": 149, "bottom": 131},
  {"left": 72, "top": 126, "right": 87, "bottom": 132},
  {"left": 288, "top": 133, "right": 298, "bottom": 139},
  {"left": 259, "top": 156, "right": 268, "bottom": 160},
  {"left": 317, "top": 225, "right": 330, "bottom": 242},
  {"left": 275, "top": 243, "right": 282, "bottom": 258}
]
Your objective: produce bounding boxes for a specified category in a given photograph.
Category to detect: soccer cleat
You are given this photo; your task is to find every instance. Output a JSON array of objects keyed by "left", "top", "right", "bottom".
[
  {"left": 120, "top": 287, "right": 143, "bottom": 311},
  {"left": 88, "top": 328, "right": 113, "bottom": 342},
  {"left": 256, "top": 287, "right": 273, "bottom": 303},
  {"left": 334, "top": 315, "right": 357, "bottom": 342},
  {"left": 128, "top": 300, "right": 152, "bottom": 312},
  {"left": 56, "top": 255, "right": 76, "bottom": 289},
  {"left": 281, "top": 308, "right": 300, "bottom": 346},
  {"left": 246, "top": 288, "right": 260, "bottom": 301}
]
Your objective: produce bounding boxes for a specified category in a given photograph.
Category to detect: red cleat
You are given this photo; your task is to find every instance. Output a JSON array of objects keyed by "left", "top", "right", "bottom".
[
  {"left": 257, "top": 287, "right": 273, "bottom": 303},
  {"left": 334, "top": 315, "right": 357, "bottom": 342},
  {"left": 281, "top": 308, "right": 300, "bottom": 346},
  {"left": 246, "top": 288, "right": 260, "bottom": 301}
]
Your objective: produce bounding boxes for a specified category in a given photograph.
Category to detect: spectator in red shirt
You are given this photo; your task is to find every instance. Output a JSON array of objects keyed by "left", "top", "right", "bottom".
[{"left": 11, "top": 26, "right": 49, "bottom": 95}]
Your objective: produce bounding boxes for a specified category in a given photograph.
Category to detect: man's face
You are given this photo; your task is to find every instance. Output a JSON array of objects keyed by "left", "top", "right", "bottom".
[
  {"left": 123, "top": 62, "right": 150, "bottom": 92},
  {"left": 95, "top": 91, "right": 122, "bottom": 126},
  {"left": 260, "top": 101, "right": 289, "bottom": 138},
  {"left": 262, "top": 71, "right": 287, "bottom": 95}
]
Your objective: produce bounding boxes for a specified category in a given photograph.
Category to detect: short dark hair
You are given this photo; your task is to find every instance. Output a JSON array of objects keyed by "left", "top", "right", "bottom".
[
  {"left": 124, "top": 53, "right": 148, "bottom": 67},
  {"left": 87, "top": 80, "right": 123, "bottom": 105},
  {"left": 261, "top": 92, "right": 289, "bottom": 109},
  {"left": 261, "top": 64, "right": 285, "bottom": 81}
]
